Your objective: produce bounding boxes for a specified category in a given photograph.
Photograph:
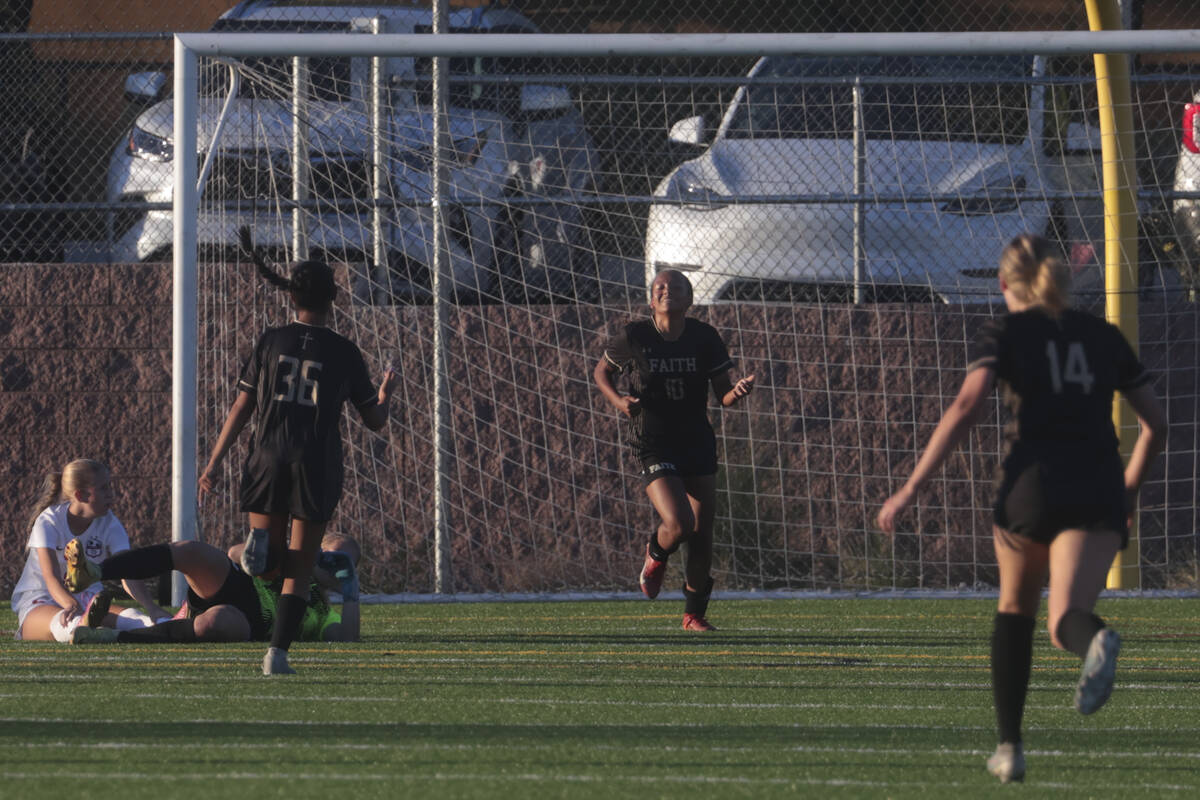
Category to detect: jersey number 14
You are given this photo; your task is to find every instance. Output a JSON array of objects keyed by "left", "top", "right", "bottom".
[{"left": 1045, "top": 341, "right": 1094, "bottom": 394}]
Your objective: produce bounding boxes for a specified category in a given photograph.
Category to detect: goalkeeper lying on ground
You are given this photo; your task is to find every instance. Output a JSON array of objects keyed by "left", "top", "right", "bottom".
[{"left": 64, "top": 533, "right": 360, "bottom": 645}]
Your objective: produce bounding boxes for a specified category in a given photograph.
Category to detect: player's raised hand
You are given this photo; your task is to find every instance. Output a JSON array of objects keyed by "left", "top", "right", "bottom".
[
  {"left": 378, "top": 358, "right": 399, "bottom": 404},
  {"left": 721, "top": 374, "right": 756, "bottom": 406},
  {"left": 617, "top": 395, "right": 641, "bottom": 417},
  {"left": 732, "top": 374, "right": 756, "bottom": 398}
]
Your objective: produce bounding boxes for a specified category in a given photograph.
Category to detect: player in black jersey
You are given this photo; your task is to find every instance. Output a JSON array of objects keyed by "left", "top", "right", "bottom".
[
  {"left": 198, "top": 235, "right": 396, "bottom": 674},
  {"left": 595, "top": 269, "right": 755, "bottom": 631},
  {"left": 877, "top": 234, "right": 1167, "bottom": 783}
]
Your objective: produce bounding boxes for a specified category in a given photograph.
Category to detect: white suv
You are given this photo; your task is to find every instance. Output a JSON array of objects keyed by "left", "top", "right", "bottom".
[
  {"left": 106, "top": 1, "right": 597, "bottom": 302},
  {"left": 646, "top": 54, "right": 1075, "bottom": 304}
]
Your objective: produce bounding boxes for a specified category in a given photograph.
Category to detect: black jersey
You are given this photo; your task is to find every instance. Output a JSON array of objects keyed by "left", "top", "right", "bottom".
[
  {"left": 967, "top": 308, "right": 1150, "bottom": 455},
  {"left": 603, "top": 318, "right": 734, "bottom": 445},
  {"left": 238, "top": 322, "right": 376, "bottom": 470}
]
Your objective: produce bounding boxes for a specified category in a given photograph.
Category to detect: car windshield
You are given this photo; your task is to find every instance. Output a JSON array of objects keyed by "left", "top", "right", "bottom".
[
  {"left": 411, "top": 25, "right": 542, "bottom": 114},
  {"left": 725, "top": 55, "right": 1032, "bottom": 145},
  {"left": 200, "top": 19, "right": 354, "bottom": 102}
]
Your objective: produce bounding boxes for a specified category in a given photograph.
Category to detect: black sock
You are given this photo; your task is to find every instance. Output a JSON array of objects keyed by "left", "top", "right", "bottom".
[
  {"left": 1056, "top": 609, "right": 1105, "bottom": 658},
  {"left": 648, "top": 532, "right": 675, "bottom": 562},
  {"left": 683, "top": 577, "right": 714, "bottom": 617},
  {"left": 116, "top": 618, "right": 196, "bottom": 644},
  {"left": 991, "top": 612, "right": 1035, "bottom": 744},
  {"left": 263, "top": 543, "right": 282, "bottom": 575},
  {"left": 99, "top": 543, "right": 174, "bottom": 581},
  {"left": 270, "top": 593, "right": 308, "bottom": 651}
]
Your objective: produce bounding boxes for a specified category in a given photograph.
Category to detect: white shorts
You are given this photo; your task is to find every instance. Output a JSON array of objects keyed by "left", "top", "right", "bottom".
[{"left": 13, "top": 584, "right": 105, "bottom": 641}]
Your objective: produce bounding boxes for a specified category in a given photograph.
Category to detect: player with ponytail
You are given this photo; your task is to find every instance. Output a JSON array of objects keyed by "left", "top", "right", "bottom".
[
  {"left": 877, "top": 233, "right": 1167, "bottom": 783},
  {"left": 11, "top": 458, "right": 169, "bottom": 641},
  {"left": 594, "top": 269, "right": 755, "bottom": 631},
  {"left": 198, "top": 229, "right": 396, "bottom": 675}
]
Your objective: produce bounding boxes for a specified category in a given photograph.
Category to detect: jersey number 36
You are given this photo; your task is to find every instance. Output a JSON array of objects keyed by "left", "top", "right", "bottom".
[{"left": 275, "top": 355, "right": 322, "bottom": 406}]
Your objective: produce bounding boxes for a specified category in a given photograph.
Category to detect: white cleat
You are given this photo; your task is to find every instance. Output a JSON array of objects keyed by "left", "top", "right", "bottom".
[
  {"left": 262, "top": 646, "right": 296, "bottom": 676},
  {"left": 240, "top": 528, "right": 270, "bottom": 576},
  {"left": 986, "top": 741, "right": 1026, "bottom": 783},
  {"left": 1075, "top": 628, "right": 1120, "bottom": 715}
]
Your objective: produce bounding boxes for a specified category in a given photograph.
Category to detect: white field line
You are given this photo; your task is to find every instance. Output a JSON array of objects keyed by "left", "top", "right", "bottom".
[
  {"left": 1, "top": 715, "right": 1198, "bottom": 735},
  {"left": 3, "top": 741, "right": 1200, "bottom": 762},
  {"left": 0, "top": 769, "right": 1194, "bottom": 792},
  {"left": 355, "top": 589, "right": 1200, "bottom": 603},
  {"left": 0, "top": 674, "right": 1196, "bottom": 693},
  {"left": 5, "top": 691, "right": 1200, "bottom": 714}
]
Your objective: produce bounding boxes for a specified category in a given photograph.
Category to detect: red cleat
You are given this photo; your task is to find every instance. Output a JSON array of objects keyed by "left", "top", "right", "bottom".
[
  {"left": 682, "top": 613, "right": 717, "bottom": 631},
  {"left": 639, "top": 543, "right": 666, "bottom": 599}
]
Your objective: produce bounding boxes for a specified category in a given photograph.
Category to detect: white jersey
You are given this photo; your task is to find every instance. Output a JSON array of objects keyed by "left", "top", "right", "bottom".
[{"left": 10, "top": 503, "right": 131, "bottom": 628}]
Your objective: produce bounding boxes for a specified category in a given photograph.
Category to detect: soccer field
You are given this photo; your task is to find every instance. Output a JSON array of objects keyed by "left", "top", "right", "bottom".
[{"left": 1, "top": 597, "right": 1197, "bottom": 799}]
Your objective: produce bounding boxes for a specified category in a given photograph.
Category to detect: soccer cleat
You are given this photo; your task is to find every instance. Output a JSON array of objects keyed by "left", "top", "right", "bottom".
[
  {"left": 240, "top": 527, "right": 270, "bottom": 576},
  {"left": 1075, "top": 628, "right": 1120, "bottom": 715},
  {"left": 172, "top": 600, "right": 190, "bottom": 620},
  {"left": 83, "top": 588, "right": 114, "bottom": 628},
  {"left": 262, "top": 646, "right": 296, "bottom": 676},
  {"left": 63, "top": 538, "right": 102, "bottom": 593},
  {"left": 986, "top": 741, "right": 1025, "bottom": 783},
  {"left": 71, "top": 625, "right": 120, "bottom": 645},
  {"left": 639, "top": 543, "right": 666, "bottom": 599},
  {"left": 682, "top": 613, "right": 717, "bottom": 631},
  {"left": 317, "top": 550, "right": 359, "bottom": 602}
]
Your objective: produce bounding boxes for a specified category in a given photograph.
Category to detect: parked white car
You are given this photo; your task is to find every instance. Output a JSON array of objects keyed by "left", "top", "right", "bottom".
[
  {"left": 646, "top": 54, "right": 1067, "bottom": 304},
  {"left": 106, "top": 1, "right": 598, "bottom": 302}
]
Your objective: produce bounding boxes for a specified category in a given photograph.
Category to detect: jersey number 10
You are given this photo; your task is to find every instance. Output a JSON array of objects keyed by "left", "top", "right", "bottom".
[
  {"left": 275, "top": 355, "right": 322, "bottom": 406},
  {"left": 1045, "top": 341, "right": 1095, "bottom": 394}
]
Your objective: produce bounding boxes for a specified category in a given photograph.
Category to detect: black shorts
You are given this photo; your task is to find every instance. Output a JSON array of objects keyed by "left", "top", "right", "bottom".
[
  {"left": 240, "top": 450, "right": 343, "bottom": 522},
  {"left": 186, "top": 560, "right": 270, "bottom": 641},
  {"left": 635, "top": 429, "right": 719, "bottom": 485},
  {"left": 993, "top": 449, "right": 1129, "bottom": 548}
]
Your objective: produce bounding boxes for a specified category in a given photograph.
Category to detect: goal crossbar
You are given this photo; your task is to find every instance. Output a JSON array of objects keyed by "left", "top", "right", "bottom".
[{"left": 176, "top": 29, "right": 1200, "bottom": 59}]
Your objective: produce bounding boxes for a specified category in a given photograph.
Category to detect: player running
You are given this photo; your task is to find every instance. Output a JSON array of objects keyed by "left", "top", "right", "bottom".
[
  {"left": 197, "top": 229, "right": 395, "bottom": 674},
  {"left": 594, "top": 268, "right": 755, "bottom": 631},
  {"left": 877, "top": 233, "right": 1167, "bottom": 783}
]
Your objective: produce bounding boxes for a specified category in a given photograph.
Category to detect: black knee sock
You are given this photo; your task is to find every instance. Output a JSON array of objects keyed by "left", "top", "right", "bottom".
[
  {"left": 1056, "top": 608, "right": 1105, "bottom": 659},
  {"left": 991, "top": 612, "right": 1035, "bottom": 744},
  {"left": 270, "top": 593, "right": 308, "bottom": 651},
  {"left": 99, "top": 543, "right": 174, "bottom": 581},
  {"left": 263, "top": 544, "right": 282, "bottom": 575},
  {"left": 683, "top": 577, "right": 714, "bottom": 617},
  {"left": 648, "top": 532, "right": 676, "bottom": 562},
  {"left": 115, "top": 618, "right": 196, "bottom": 644}
]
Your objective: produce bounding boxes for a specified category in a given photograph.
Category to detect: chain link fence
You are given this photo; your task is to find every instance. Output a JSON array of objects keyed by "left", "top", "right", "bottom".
[
  {"left": 6, "top": 2, "right": 1200, "bottom": 596},
  {"left": 0, "top": 1, "right": 1195, "bottom": 273}
]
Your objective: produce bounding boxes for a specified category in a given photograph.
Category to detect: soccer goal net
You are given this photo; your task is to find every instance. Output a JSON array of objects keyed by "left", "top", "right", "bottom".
[{"left": 172, "top": 27, "right": 1200, "bottom": 596}]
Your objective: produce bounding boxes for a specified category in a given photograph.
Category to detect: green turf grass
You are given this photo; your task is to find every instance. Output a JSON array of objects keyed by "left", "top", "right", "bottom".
[{"left": 1, "top": 597, "right": 1197, "bottom": 799}]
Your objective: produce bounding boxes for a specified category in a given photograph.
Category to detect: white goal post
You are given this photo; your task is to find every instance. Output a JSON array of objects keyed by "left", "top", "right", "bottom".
[{"left": 172, "top": 28, "right": 1200, "bottom": 598}]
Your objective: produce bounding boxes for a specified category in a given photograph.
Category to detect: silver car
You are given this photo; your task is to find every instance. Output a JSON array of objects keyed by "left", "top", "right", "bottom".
[
  {"left": 646, "top": 54, "right": 1059, "bottom": 304},
  {"left": 106, "top": 1, "right": 598, "bottom": 302}
]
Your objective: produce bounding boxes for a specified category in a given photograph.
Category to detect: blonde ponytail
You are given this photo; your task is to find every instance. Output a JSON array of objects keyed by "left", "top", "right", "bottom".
[
  {"left": 998, "top": 233, "right": 1070, "bottom": 316},
  {"left": 26, "top": 459, "right": 106, "bottom": 532}
]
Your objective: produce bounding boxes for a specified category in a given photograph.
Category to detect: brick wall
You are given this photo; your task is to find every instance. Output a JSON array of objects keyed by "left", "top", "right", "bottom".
[
  {"left": 2, "top": 265, "right": 1194, "bottom": 599},
  {"left": 1, "top": 263, "right": 173, "bottom": 597}
]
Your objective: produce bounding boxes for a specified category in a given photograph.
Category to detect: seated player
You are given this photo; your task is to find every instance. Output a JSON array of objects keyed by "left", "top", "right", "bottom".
[{"left": 67, "top": 533, "right": 361, "bottom": 645}]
